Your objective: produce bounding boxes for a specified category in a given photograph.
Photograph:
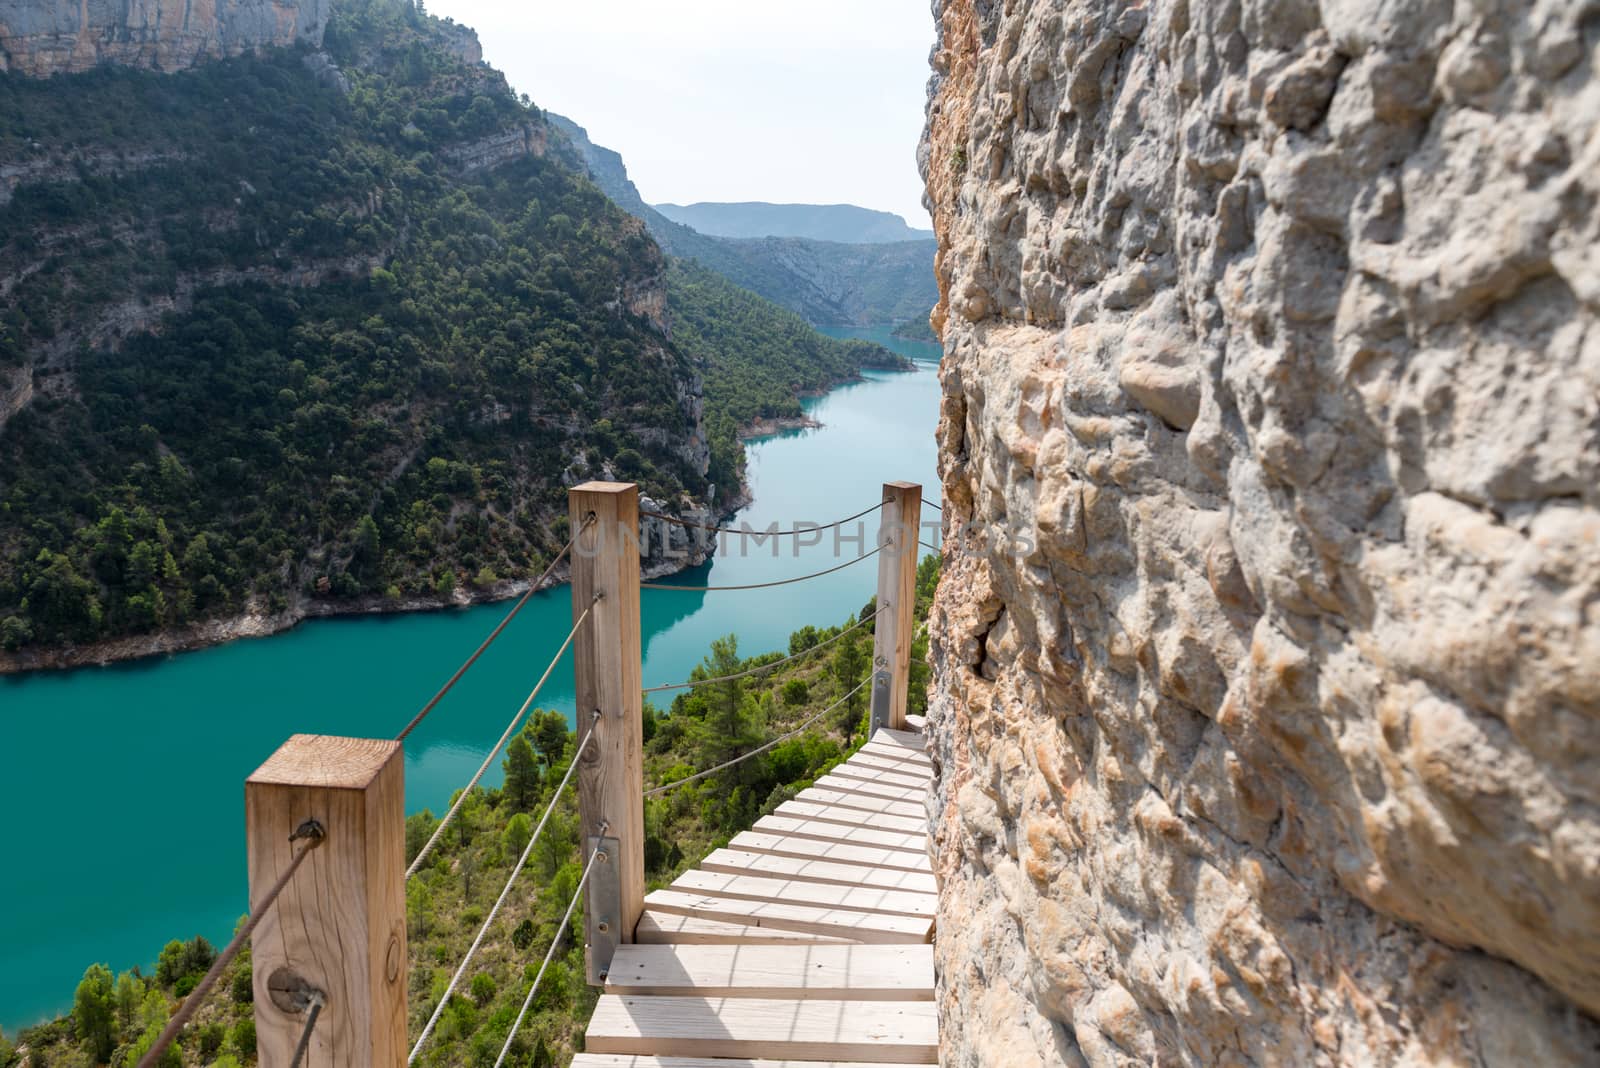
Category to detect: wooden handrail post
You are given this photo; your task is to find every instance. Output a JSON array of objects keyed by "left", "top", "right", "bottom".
[
  {"left": 569, "top": 481, "right": 644, "bottom": 984},
  {"left": 246, "top": 735, "right": 406, "bottom": 1067},
  {"left": 871, "top": 481, "right": 923, "bottom": 735}
]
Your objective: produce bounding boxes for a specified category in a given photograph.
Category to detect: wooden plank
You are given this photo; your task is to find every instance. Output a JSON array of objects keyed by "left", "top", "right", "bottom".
[
  {"left": 574, "top": 1056, "right": 919, "bottom": 1068},
  {"left": 871, "top": 482, "right": 922, "bottom": 732},
  {"left": 585, "top": 996, "right": 938, "bottom": 1063},
  {"left": 246, "top": 735, "right": 406, "bottom": 1066},
  {"left": 872, "top": 727, "right": 927, "bottom": 752},
  {"left": 848, "top": 752, "right": 933, "bottom": 778},
  {"left": 857, "top": 746, "right": 933, "bottom": 772},
  {"left": 775, "top": 800, "right": 926, "bottom": 835},
  {"left": 754, "top": 815, "right": 926, "bottom": 853},
  {"left": 637, "top": 910, "right": 857, "bottom": 946},
  {"left": 700, "top": 850, "right": 938, "bottom": 894},
  {"left": 730, "top": 832, "right": 931, "bottom": 873},
  {"left": 672, "top": 870, "right": 936, "bottom": 919},
  {"left": 828, "top": 768, "right": 929, "bottom": 794},
  {"left": 858, "top": 742, "right": 933, "bottom": 768},
  {"left": 602, "top": 943, "right": 934, "bottom": 1000},
  {"left": 814, "top": 773, "right": 927, "bottom": 804},
  {"left": 796, "top": 787, "right": 925, "bottom": 820},
  {"left": 644, "top": 890, "right": 931, "bottom": 944},
  {"left": 571, "top": 481, "right": 645, "bottom": 969},
  {"left": 832, "top": 761, "right": 929, "bottom": 790}
]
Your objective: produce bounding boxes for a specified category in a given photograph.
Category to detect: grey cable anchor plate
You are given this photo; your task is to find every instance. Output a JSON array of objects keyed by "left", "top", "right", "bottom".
[
  {"left": 585, "top": 836, "right": 621, "bottom": 985},
  {"left": 868, "top": 663, "right": 892, "bottom": 736}
]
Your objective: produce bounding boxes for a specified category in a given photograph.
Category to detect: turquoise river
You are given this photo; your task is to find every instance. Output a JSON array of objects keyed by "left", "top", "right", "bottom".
[{"left": 0, "top": 326, "right": 942, "bottom": 1032}]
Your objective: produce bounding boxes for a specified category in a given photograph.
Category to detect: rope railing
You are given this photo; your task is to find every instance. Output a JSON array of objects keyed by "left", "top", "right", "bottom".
[
  {"left": 643, "top": 544, "right": 883, "bottom": 592},
  {"left": 396, "top": 516, "right": 594, "bottom": 743},
  {"left": 136, "top": 820, "right": 326, "bottom": 1068},
  {"left": 645, "top": 676, "right": 872, "bottom": 798},
  {"left": 405, "top": 598, "right": 599, "bottom": 877},
  {"left": 640, "top": 499, "right": 887, "bottom": 537},
  {"left": 408, "top": 715, "right": 600, "bottom": 1063},
  {"left": 642, "top": 607, "right": 881, "bottom": 695},
  {"left": 921, "top": 540, "right": 942, "bottom": 554},
  {"left": 492, "top": 828, "right": 610, "bottom": 1068}
]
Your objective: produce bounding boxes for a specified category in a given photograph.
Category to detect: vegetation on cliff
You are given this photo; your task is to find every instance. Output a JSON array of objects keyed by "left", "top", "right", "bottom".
[
  {"left": 0, "top": 0, "right": 896, "bottom": 654},
  {"left": 8, "top": 555, "right": 940, "bottom": 1067}
]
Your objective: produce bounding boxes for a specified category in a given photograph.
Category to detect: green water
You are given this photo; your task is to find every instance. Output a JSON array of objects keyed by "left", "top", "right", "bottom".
[{"left": 0, "top": 326, "right": 942, "bottom": 1032}]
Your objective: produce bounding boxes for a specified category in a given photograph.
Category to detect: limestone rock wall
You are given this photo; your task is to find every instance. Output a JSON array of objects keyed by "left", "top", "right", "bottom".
[
  {"left": 920, "top": 0, "right": 1600, "bottom": 1064},
  {"left": 0, "top": 0, "right": 328, "bottom": 76}
]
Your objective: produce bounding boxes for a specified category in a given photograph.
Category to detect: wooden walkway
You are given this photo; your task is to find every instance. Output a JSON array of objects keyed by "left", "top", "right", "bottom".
[{"left": 573, "top": 727, "right": 938, "bottom": 1067}]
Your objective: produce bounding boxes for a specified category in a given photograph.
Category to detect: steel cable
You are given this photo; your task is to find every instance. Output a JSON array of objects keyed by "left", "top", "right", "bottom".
[
  {"left": 407, "top": 717, "right": 599, "bottom": 1063},
  {"left": 492, "top": 829, "right": 610, "bottom": 1068},
  {"left": 645, "top": 676, "right": 872, "bottom": 798},
  {"left": 136, "top": 821, "right": 326, "bottom": 1068},
  {"left": 396, "top": 517, "right": 592, "bottom": 743},
  {"left": 639, "top": 499, "right": 886, "bottom": 537},
  {"left": 405, "top": 599, "right": 598, "bottom": 877},
  {"left": 642, "top": 607, "right": 880, "bottom": 694},
  {"left": 642, "top": 544, "right": 883, "bottom": 592}
]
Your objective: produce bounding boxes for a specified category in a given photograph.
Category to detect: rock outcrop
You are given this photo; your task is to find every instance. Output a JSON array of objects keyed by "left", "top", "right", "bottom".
[
  {"left": 921, "top": 1, "right": 1600, "bottom": 1065},
  {"left": 0, "top": 0, "right": 328, "bottom": 76}
]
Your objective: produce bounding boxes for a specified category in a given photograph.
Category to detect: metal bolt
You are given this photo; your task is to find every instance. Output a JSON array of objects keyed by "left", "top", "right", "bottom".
[{"left": 597, "top": 921, "right": 610, "bottom": 934}]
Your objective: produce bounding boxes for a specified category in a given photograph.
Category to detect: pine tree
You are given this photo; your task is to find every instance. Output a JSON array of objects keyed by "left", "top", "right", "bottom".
[
  {"left": 831, "top": 631, "right": 868, "bottom": 736},
  {"left": 531, "top": 710, "right": 569, "bottom": 767},
  {"left": 503, "top": 732, "right": 540, "bottom": 811},
  {"left": 73, "top": 963, "right": 116, "bottom": 1063}
]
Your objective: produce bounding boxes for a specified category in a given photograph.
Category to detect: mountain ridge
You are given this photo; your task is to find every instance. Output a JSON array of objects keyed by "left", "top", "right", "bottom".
[
  {"left": 548, "top": 113, "right": 936, "bottom": 328},
  {"left": 0, "top": 0, "right": 896, "bottom": 663},
  {"left": 653, "top": 201, "right": 934, "bottom": 244}
]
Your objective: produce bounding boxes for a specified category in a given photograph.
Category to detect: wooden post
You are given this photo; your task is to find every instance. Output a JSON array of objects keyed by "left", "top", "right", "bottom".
[
  {"left": 871, "top": 481, "right": 923, "bottom": 735},
  {"left": 246, "top": 735, "right": 406, "bottom": 1067},
  {"left": 569, "top": 481, "right": 645, "bottom": 984}
]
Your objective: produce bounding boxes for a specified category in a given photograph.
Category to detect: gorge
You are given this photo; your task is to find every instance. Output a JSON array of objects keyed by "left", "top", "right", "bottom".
[{"left": 0, "top": 0, "right": 918, "bottom": 671}]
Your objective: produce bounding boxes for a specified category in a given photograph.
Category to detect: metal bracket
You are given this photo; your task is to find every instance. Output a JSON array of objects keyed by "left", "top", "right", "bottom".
[
  {"left": 585, "top": 835, "right": 621, "bottom": 986},
  {"left": 868, "top": 669, "right": 892, "bottom": 737}
]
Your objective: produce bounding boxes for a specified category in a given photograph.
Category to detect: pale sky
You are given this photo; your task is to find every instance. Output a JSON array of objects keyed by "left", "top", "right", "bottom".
[{"left": 424, "top": 0, "right": 937, "bottom": 227}]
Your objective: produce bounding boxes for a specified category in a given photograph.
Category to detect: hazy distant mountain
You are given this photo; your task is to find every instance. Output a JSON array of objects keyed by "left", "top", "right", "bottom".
[
  {"left": 548, "top": 114, "right": 936, "bottom": 327},
  {"left": 653, "top": 202, "right": 935, "bottom": 244}
]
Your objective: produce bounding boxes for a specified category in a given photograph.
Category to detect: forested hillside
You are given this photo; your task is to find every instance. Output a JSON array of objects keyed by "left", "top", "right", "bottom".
[
  {"left": 666, "top": 259, "right": 909, "bottom": 491},
  {"left": 6, "top": 556, "right": 941, "bottom": 1068},
  {"left": 548, "top": 114, "right": 938, "bottom": 327},
  {"left": 0, "top": 0, "right": 895, "bottom": 657}
]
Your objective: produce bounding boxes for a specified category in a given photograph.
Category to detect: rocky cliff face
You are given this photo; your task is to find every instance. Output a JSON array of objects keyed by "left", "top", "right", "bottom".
[
  {"left": 0, "top": 0, "right": 328, "bottom": 76},
  {"left": 921, "top": 1, "right": 1600, "bottom": 1065}
]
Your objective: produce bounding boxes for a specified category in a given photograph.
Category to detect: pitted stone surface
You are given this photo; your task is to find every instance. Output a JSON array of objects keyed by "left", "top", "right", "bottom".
[{"left": 921, "top": 0, "right": 1600, "bottom": 1064}]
